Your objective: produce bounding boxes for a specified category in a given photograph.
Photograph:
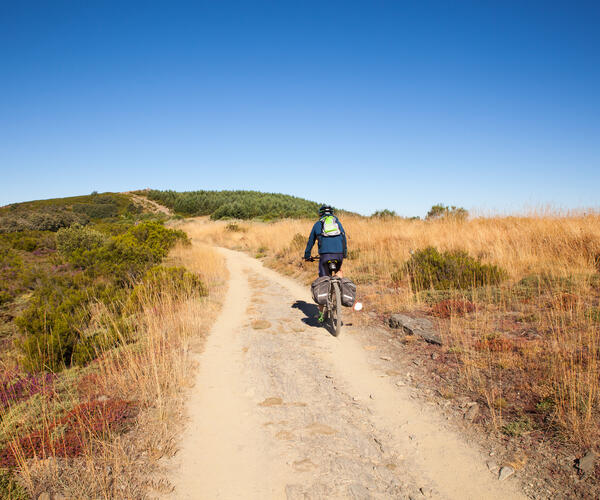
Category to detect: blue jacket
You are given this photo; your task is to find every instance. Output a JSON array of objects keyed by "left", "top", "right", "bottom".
[{"left": 304, "top": 217, "right": 347, "bottom": 259}]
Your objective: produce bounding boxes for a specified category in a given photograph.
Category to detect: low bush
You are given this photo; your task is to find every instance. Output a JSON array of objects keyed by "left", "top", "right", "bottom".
[
  {"left": 73, "top": 202, "right": 119, "bottom": 219},
  {"left": 72, "top": 195, "right": 121, "bottom": 219},
  {"left": 57, "top": 221, "right": 188, "bottom": 279},
  {"left": 13, "top": 220, "right": 190, "bottom": 371},
  {"left": 56, "top": 224, "right": 107, "bottom": 257},
  {"left": 401, "top": 247, "right": 506, "bottom": 291},
  {"left": 0, "top": 209, "right": 88, "bottom": 233},
  {"left": 16, "top": 276, "right": 128, "bottom": 372},
  {"left": 426, "top": 204, "right": 468, "bottom": 221},
  {"left": 371, "top": 209, "right": 397, "bottom": 218}
]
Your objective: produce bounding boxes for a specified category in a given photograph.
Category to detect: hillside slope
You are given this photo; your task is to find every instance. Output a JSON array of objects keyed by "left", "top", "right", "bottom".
[{"left": 138, "top": 189, "right": 325, "bottom": 220}]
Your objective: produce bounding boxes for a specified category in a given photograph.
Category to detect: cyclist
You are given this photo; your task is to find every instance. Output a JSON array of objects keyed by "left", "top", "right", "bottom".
[{"left": 304, "top": 205, "right": 347, "bottom": 323}]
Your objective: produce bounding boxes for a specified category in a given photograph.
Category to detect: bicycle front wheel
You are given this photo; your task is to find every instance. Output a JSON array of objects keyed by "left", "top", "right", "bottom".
[{"left": 330, "top": 281, "right": 342, "bottom": 337}]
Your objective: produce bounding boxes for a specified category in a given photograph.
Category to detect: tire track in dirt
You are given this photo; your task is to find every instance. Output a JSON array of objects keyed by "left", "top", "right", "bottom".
[{"left": 169, "top": 247, "right": 527, "bottom": 499}]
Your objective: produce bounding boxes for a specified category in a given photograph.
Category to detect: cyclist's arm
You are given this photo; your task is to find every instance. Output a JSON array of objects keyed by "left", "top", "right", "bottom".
[
  {"left": 338, "top": 220, "right": 348, "bottom": 258},
  {"left": 304, "top": 224, "right": 318, "bottom": 259}
]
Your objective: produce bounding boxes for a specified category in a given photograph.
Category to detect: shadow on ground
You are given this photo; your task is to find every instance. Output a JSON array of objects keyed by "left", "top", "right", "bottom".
[{"left": 291, "top": 300, "right": 321, "bottom": 327}]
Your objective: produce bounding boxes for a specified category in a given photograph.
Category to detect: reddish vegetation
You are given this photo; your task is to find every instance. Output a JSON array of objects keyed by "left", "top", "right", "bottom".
[
  {"left": 0, "top": 371, "right": 56, "bottom": 410},
  {"left": 431, "top": 299, "right": 476, "bottom": 318},
  {"left": 0, "top": 399, "right": 137, "bottom": 468}
]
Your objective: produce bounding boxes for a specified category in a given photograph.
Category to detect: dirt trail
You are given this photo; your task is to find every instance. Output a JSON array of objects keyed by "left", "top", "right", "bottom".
[
  {"left": 126, "top": 192, "right": 173, "bottom": 215},
  {"left": 169, "top": 247, "right": 527, "bottom": 499}
]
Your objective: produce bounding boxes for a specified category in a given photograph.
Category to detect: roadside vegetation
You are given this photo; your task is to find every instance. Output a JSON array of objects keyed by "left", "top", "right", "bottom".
[
  {"left": 179, "top": 210, "right": 600, "bottom": 454},
  {"left": 0, "top": 192, "right": 223, "bottom": 498}
]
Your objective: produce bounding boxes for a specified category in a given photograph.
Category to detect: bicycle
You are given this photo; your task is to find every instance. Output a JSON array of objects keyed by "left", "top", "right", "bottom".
[{"left": 306, "top": 256, "right": 343, "bottom": 337}]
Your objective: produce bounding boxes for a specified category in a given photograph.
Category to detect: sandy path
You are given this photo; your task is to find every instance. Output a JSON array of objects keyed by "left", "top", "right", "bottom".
[{"left": 169, "top": 247, "right": 527, "bottom": 499}]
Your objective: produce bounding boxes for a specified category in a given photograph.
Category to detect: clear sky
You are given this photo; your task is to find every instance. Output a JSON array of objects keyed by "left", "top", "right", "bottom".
[{"left": 1, "top": 1, "right": 598, "bottom": 216}]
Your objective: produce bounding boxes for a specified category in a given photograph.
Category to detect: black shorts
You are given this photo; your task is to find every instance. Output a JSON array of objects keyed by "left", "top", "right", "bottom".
[{"left": 319, "top": 253, "right": 344, "bottom": 277}]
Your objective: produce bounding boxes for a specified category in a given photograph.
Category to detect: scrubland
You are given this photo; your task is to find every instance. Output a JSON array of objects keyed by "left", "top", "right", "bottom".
[
  {"left": 182, "top": 214, "right": 600, "bottom": 450},
  {"left": 0, "top": 194, "right": 225, "bottom": 498}
]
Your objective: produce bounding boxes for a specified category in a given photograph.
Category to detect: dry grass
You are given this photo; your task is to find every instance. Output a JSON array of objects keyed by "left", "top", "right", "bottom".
[
  {"left": 180, "top": 214, "right": 600, "bottom": 447},
  {"left": 3, "top": 242, "right": 225, "bottom": 498}
]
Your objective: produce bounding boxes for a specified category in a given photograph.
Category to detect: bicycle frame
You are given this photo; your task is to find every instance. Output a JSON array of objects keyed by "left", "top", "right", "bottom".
[{"left": 325, "top": 261, "right": 342, "bottom": 336}]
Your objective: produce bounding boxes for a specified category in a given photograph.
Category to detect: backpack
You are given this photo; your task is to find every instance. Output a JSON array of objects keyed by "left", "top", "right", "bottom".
[{"left": 320, "top": 215, "right": 341, "bottom": 237}]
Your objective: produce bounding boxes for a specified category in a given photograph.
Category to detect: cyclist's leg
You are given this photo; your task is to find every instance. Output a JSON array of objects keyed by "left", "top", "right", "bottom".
[{"left": 318, "top": 255, "right": 330, "bottom": 278}]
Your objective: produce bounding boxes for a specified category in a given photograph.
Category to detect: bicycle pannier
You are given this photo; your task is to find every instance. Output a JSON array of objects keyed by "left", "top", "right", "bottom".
[
  {"left": 340, "top": 278, "right": 357, "bottom": 307},
  {"left": 311, "top": 276, "right": 331, "bottom": 305}
]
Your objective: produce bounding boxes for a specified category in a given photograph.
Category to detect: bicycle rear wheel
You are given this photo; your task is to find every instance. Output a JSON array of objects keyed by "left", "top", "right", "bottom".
[{"left": 330, "top": 281, "right": 342, "bottom": 337}]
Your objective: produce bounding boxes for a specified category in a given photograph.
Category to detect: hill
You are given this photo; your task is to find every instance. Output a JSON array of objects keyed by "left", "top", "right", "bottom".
[
  {"left": 0, "top": 191, "right": 227, "bottom": 497},
  {"left": 0, "top": 192, "right": 146, "bottom": 233},
  {"left": 137, "top": 189, "right": 325, "bottom": 220}
]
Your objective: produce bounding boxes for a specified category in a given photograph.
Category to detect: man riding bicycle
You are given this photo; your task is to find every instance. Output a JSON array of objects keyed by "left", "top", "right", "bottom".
[{"left": 304, "top": 205, "right": 347, "bottom": 323}]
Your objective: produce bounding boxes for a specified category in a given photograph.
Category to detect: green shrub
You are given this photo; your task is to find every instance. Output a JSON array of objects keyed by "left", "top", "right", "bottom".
[
  {"left": 15, "top": 276, "right": 127, "bottom": 371},
  {"left": 401, "top": 246, "right": 506, "bottom": 291},
  {"left": 426, "top": 204, "right": 468, "bottom": 221},
  {"left": 371, "top": 209, "right": 397, "bottom": 218},
  {"left": 17, "top": 278, "right": 92, "bottom": 371},
  {"left": 57, "top": 221, "right": 188, "bottom": 280},
  {"left": 126, "top": 221, "right": 189, "bottom": 256},
  {"left": 56, "top": 223, "right": 107, "bottom": 257},
  {"left": 11, "top": 235, "right": 38, "bottom": 252},
  {"left": 71, "top": 316, "right": 133, "bottom": 366},
  {"left": 0, "top": 209, "right": 88, "bottom": 233},
  {"left": 73, "top": 201, "right": 119, "bottom": 219}
]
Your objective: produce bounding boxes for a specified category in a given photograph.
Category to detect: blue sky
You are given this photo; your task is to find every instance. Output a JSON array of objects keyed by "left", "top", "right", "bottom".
[{"left": 1, "top": 1, "right": 598, "bottom": 216}]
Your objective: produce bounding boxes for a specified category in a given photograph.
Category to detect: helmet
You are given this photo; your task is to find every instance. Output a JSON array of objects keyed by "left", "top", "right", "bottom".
[{"left": 319, "top": 205, "right": 334, "bottom": 217}]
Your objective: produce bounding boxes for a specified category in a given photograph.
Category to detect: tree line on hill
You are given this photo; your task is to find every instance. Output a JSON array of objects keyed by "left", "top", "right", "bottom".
[{"left": 140, "top": 189, "right": 322, "bottom": 220}]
